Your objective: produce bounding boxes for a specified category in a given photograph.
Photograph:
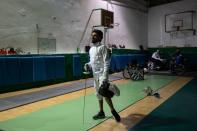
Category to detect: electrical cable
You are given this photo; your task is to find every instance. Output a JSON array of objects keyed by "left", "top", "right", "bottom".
[{"left": 82, "top": 71, "right": 90, "bottom": 124}]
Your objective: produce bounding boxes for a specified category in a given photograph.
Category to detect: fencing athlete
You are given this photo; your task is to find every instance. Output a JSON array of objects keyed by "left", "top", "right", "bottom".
[{"left": 84, "top": 29, "right": 121, "bottom": 122}]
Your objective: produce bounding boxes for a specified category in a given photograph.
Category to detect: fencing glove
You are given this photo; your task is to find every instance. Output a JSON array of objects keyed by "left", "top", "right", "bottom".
[
  {"left": 99, "top": 80, "right": 114, "bottom": 98},
  {"left": 84, "top": 63, "right": 91, "bottom": 72}
]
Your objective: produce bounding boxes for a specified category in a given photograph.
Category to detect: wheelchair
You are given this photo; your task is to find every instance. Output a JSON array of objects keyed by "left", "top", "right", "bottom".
[
  {"left": 170, "top": 55, "right": 185, "bottom": 75},
  {"left": 147, "top": 58, "right": 167, "bottom": 71},
  {"left": 122, "top": 61, "right": 144, "bottom": 81}
]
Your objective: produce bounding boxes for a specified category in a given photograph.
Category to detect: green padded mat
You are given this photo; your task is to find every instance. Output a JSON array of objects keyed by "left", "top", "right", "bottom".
[{"left": 0, "top": 75, "right": 177, "bottom": 131}]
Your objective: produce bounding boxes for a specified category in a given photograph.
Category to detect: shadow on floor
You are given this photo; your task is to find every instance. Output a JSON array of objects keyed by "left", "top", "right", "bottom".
[
  {"left": 128, "top": 114, "right": 190, "bottom": 131},
  {"left": 120, "top": 113, "right": 146, "bottom": 130}
]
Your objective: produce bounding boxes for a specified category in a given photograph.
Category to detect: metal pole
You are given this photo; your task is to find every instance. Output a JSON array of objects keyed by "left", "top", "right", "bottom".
[
  {"left": 77, "top": 9, "right": 102, "bottom": 53},
  {"left": 103, "top": 27, "right": 108, "bottom": 45}
]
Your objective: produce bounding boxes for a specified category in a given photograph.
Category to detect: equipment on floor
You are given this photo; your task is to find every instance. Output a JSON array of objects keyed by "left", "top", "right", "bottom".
[{"left": 143, "top": 86, "right": 160, "bottom": 98}]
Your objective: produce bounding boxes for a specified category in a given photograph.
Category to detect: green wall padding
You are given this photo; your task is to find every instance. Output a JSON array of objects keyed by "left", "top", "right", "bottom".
[{"left": 112, "top": 49, "right": 142, "bottom": 54}]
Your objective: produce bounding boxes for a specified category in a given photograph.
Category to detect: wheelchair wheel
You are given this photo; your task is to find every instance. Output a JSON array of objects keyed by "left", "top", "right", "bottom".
[
  {"left": 132, "top": 69, "right": 144, "bottom": 80},
  {"left": 174, "top": 65, "right": 185, "bottom": 75},
  {"left": 147, "top": 61, "right": 154, "bottom": 71},
  {"left": 122, "top": 67, "right": 131, "bottom": 79}
]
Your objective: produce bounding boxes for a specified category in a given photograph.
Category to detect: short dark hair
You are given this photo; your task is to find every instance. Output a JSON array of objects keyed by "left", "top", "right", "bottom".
[{"left": 92, "top": 29, "right": 103, "bottom": 39}]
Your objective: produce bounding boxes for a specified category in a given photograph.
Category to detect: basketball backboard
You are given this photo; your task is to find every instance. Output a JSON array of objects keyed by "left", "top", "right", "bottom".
[
  {"left": 101, "top": 9, "right": 114, "bottom": 28},
  {"left": 165, "top": 10, "right": 195, "bottom": 32}
]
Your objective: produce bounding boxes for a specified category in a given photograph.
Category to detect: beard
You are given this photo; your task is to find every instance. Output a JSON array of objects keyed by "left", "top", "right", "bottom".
[{"left": 92, "top": 38, "right": 98, "bottom": 43}]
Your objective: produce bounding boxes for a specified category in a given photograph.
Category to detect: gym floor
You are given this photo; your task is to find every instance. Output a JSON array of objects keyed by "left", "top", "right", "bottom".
[{"left": 0, "top": 73, "right": 196, "bottom": 131}]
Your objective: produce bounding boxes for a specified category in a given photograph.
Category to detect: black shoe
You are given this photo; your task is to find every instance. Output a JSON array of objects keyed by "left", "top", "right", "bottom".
[
  {"left": 111, "top": 110, "right": 121, "bottom": 122},
  {"left": 93, "top": 111, "right": 105, "bottom": 120}
]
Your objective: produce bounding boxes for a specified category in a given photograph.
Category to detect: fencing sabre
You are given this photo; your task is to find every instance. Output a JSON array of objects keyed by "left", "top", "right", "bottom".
[{"left": 82, "top": 71, "right": 90, "bottom": 124}]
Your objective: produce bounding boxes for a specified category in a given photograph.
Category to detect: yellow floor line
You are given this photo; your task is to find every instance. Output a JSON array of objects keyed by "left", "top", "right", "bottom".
[{"left": 89, "top": 77, "right": 192, "bottom": 131}]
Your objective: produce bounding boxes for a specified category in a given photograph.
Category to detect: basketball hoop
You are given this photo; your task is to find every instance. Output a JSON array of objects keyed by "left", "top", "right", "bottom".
[
  {"left": 110, "top": 23, "right": 120, "bottom": 27},
  {"left": 172, "top": 25, "right": 180, "bottom": 31},
  {"left": 172, "top": 20, "right": 183, "bottom": 31}
]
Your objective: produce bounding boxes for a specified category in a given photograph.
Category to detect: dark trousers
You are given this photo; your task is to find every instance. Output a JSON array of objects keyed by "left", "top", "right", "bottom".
[{"left": 151, "top": 58, "right": 163, "bottom": 68}]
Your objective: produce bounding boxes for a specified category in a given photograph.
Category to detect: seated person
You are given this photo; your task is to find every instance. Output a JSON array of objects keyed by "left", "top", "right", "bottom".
[
  {"left": 170, "top": 48, "right": 184, "bottom": 73},
  {"left": 8, "top": 48, "right": 16, "bottom": 55},
  {"left": 151, "top": 50, "right": 166, "bottom": 70}
]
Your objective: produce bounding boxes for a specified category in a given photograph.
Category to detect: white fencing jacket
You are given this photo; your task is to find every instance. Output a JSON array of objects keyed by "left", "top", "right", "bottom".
[
  {"left": 88, "top": 42, "right": 109, "bottom": 81},
  {"left": 87, "top": 42, "right": 120, "bottom": 98}
]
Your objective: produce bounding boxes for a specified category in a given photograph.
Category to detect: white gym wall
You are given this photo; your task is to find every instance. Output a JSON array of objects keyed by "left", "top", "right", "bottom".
[
  {"left": 148, "top": 0, "right": 197, "bottom": 47},
  {"left": 0, "top": 0, "right": 147, "bottom": 54}
]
